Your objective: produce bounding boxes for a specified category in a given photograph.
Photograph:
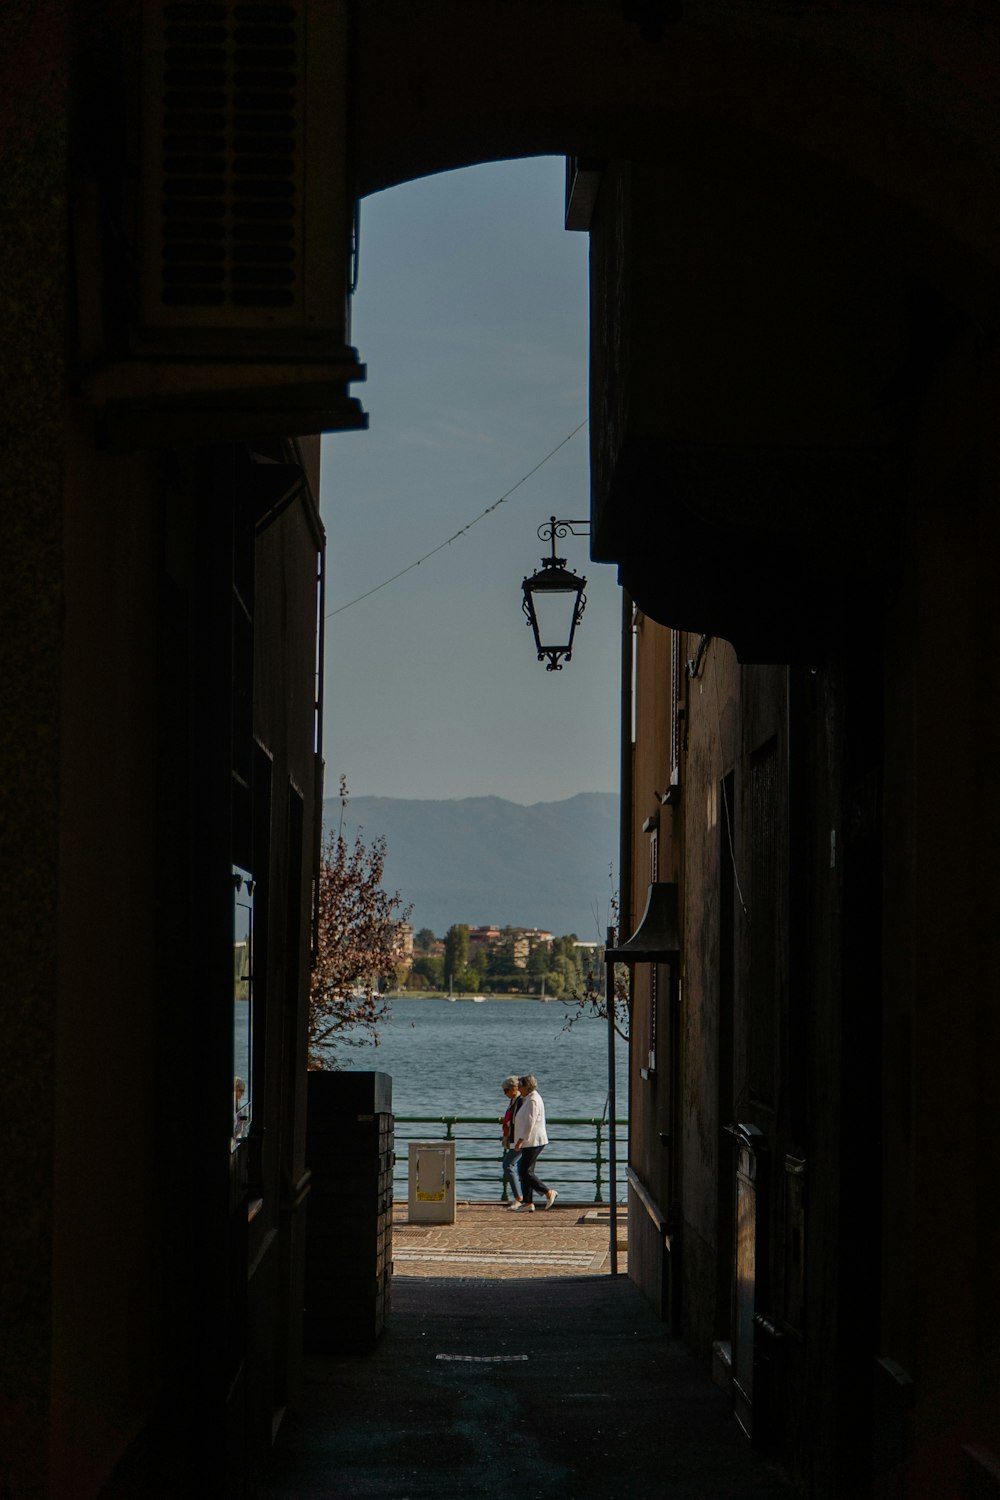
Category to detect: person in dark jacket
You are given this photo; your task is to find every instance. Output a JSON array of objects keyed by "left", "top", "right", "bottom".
[{"left": 500, "top": 1075, "right": 523, "bottom": 1205}]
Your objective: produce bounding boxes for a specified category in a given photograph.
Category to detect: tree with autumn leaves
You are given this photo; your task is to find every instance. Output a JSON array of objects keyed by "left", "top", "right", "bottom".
[{"left": 308, "top": 778, "right": 411, "bottom": 1069}]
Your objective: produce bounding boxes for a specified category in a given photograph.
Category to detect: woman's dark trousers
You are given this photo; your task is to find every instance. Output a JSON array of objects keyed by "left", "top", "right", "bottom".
[{"left": 519, "top": 1145, "right": 548, "bottom": 1204}]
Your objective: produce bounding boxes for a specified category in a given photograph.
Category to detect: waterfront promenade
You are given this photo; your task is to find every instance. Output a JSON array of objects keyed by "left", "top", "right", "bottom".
[
  {"left": 265, "top": 1200, "right": 794, "bottom": 1499},
  {"left": 391, "top": 1198, "right": 622, "bottom": 1278}
]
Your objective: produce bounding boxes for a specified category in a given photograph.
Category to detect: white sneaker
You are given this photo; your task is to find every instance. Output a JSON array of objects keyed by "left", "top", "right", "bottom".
[
  {"left": 543, "top": 1190, "right": 559, "bottom": 1210},
  {"left": 508, "top": 1201, "right": 528, "bottom": 1211}
]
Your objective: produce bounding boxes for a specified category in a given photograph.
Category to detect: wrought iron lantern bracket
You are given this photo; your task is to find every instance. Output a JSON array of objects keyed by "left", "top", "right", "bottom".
[{"left": 521, "top": 516, "right": 590, "bottom": 671}]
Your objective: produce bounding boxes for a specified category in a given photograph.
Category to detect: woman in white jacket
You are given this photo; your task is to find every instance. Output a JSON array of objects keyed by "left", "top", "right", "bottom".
[{"left": 510, "top": 1075, "right": 558, "bottom": 1211}]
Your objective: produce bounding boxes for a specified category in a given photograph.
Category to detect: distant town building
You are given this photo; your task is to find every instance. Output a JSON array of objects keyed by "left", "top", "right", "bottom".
[
  {"left": 509, "top": 927, "right": 553, "bottom": 969},
  {"left": 467, "top": 925, "right": 501, "bottom": 956},
  {"left": 436, "top": 923, "right": 559, "bottom": 969}
]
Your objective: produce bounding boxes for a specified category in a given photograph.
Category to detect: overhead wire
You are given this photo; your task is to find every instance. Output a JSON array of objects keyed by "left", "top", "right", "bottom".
[{"left": 324, "top": 418, "right": 589, "bottom": 618}]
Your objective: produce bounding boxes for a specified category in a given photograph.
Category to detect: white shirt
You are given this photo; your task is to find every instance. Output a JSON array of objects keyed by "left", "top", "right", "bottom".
[{"left": 515, "top": 1090, "right": 548, "bottom": 1147}]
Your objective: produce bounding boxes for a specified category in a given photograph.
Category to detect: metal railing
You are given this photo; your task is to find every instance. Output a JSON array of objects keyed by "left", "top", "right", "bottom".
[{"left": 393, "top": 1115, "right": 628, "bottom": 1204}]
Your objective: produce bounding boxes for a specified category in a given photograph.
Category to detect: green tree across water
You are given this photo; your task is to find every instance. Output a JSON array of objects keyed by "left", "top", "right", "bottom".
[
  {"left": 412, "top": 953, "right": 444, "bottom": 988},
  {"left": 443, "top": 923, "right": 470, "bottom": 987}
]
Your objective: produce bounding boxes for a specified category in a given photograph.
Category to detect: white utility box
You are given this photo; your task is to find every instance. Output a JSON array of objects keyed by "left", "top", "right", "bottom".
[{"left": 407, "top": 1140, "right": 456, "bottom": 1224}]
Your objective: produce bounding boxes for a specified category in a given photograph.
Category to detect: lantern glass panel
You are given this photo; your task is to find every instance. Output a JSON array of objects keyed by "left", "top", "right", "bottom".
[{"left": 531, "top": 586, "right": 579, "bottom": 651}]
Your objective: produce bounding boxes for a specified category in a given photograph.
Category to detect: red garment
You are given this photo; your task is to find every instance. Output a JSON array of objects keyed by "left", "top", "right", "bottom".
[{"left": 501, "top": 1097, "right": 521, "bottom": 1145}]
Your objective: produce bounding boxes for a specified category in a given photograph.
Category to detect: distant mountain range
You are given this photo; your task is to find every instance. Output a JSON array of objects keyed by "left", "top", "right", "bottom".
[{"left": 324, "top": 793, "right": 620, "bottom": 941}]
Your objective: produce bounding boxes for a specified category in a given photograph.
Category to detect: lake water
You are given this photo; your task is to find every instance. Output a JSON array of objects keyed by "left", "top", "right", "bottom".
[{"left": 328, "top": 996, "right": 628, "bottom": 1201}]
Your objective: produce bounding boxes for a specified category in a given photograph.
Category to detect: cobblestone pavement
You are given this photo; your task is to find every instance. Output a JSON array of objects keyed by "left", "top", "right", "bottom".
[{"left": 391, "top": 1200, "right": 626, "bottom": 1278}]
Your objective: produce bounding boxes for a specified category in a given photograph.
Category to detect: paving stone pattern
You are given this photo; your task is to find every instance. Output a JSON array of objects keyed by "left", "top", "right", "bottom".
[{"left": 392, "top": 1200, "right": 625, "bottom": 1279}]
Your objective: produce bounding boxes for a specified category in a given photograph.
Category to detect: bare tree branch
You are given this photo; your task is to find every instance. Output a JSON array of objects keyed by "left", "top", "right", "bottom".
[{"left": 561, "top": 886, "right": 630, "bottom": 1041}]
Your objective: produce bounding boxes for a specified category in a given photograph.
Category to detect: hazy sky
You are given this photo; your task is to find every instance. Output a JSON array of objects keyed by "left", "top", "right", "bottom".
[{"left": 319, "top": 157, "right": 622, "bottom": 806}]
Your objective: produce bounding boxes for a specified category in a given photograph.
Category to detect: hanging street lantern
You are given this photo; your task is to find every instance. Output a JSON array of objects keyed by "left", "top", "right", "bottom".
[{"left": 521, "top": 516, "right": 589, "bottom": 670}]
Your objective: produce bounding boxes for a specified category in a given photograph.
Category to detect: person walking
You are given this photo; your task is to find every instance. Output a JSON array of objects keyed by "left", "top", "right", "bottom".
[
  {"left": 500, "top": 1075, "right": 523, "bottom": 1205},
  {"left": 509, "top": 1074, "right": 558, "bottom": 1211}
]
